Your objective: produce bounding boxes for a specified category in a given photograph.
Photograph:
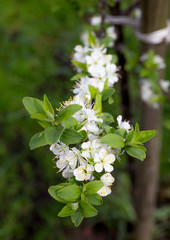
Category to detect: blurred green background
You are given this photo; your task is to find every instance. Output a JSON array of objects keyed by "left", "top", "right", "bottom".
[{"left": 0, "top": 0, "right": 170, "bottom": 239}]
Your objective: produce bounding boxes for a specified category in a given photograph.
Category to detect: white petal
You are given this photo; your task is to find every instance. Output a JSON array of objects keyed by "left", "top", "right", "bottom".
[
  {"left": 95, "top": 163, "right": 103, "bottom": 172},
  {"left": 104, "top": 154, "right": 115, "bottom": 164},
  {"left": 97, "top": 186, "right": 111, "bottom": 197},
  {"left": 104, "top": 163, "right": 113, "bottom": 172}
]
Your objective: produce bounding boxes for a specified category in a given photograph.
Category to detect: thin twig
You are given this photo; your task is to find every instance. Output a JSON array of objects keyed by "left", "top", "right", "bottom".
[{"left": 122, "top": 0, "right": 141, "bottom": 16}]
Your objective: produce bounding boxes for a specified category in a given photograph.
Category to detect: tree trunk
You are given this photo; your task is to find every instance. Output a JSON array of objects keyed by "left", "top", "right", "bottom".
[{"left": 135, "top": 1, "right": 169, "bottom": 240}]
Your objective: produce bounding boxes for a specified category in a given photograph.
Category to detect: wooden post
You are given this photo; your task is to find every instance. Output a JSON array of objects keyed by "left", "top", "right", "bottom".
[{"left": 135, "top": 1, "right": 169, "bottom": 240}]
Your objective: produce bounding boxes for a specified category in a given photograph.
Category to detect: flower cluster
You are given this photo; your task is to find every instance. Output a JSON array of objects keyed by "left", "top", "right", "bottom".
[
  {"left": 73, "top": 43, "right": 118, "bottom": 100},
  {"left": 140, "top": 51, "right": 170, "bottom": 108},
  {"left": 48, "top": 33, "right": 131, "bottom": 197}
]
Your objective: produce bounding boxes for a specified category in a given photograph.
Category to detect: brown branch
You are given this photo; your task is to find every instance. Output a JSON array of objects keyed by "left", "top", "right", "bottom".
[{"left": 122, "top": 0, "right": 141, "bottom": 16}]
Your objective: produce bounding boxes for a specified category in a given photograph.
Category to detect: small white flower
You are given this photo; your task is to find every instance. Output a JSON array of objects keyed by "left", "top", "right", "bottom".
[
  {"left": 73, "top": 45, "right": 89, "bottom": 63},
  {"left": 90, "top": 16, "right": 101, "bottom": 26},
  {"left": 159, "top": 79, "right": 170, "bottom": 93},
  {"left": 117, "top": 115, "right": 131, "bottom": 133},
  {"left": 81, "top": 139, "right": 101, "bottom": 159},
  {"left": 100, "top": 173, "right": 115, "bottom": 186},
  {"left": 97, "top": 186, "right": 111, "bottom": 197},
  {"left": 94, "top": 148, "right": 115, "bottom": 173},
  {"left": 50, "top": 142, "right": 68, "bottom": 157},
  {"left": 140, "top": 53, "right": 166, "bottom": 69},
  {"left": 140, "top": 79, "right": 159, "bottom": 108},
  {"left": 74, "top": 164, "right": 94, "bottom": 181}
]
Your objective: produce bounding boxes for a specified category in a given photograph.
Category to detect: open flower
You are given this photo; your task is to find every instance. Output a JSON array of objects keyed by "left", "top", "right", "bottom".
[
  {"left": 97, "top": 186, "right": 111, "bottom": 197},
  {"left": 97, "top": 173, "right": 115, "bottom": 197},
  {"left": 117, "top": 115, "right": 131, "bottom": 133},
  {"left": 73, "top": 164, "right": 94, "bottom": 181},
  {"left": 81, "top": 139, "right": 101, "bottom": 159},
  {"left": 94, "top": 148, "right": 115, "bottom": 173}
]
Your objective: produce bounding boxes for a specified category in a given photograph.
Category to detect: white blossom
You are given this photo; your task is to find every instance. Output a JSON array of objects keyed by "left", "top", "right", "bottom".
[
  {"left": 94, "top": 148, "right": 115, "bottom": 172},
  {"left": 100, "top": 173, "right": 115, "bottom": 186},
  {"left": 74, "top": 164, "right": 94, "bottom": 181},
  {"left": 90, "top": 16, "right": 101, "bottom": 26},
  {"left": 81, "top": 139, "right": 101, "bottom": 159},
  {"left": 73, "top": 45, "right": 89, "bottom": 63},
  {"left": 117, "top": 115, "right": 131, "bottom": 133},
  {"left": 140, "top": 79, "right": 159, "bottom": 108},
  {"left": 159, "top": 79, "right": 170, "bottom": 93},
  {"left": 97, "top": 186, "right": 111, "bottom": 197}
]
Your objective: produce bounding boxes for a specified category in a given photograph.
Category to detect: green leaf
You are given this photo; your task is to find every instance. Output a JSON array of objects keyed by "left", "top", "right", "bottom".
[
  {"left": 72, "top": 60, "right": 87, "bottom": 71},
  {"left": 102, "top": 88, "right": 115, "bottom": 101},
  {"left": 57, "top": 184, "right": 82, "bottom": 203},
  {"left": 60, "top": 128, "right": 83, "bottom": 145},
  {"left": 62, "top": 117, "right": 78, "bottom": 128},
  {"left": 56, "top": 104, "right": 82, "bottom": 123},
  {"left": 100, "top": 112, "right": 114, "bottom": 124},
  {"left": 79, "top": 200, "right": 98, "bottom": 217},
  {"left": 31, "top": 113, "right": 49, "bottom": 121},
  {"left": 85, "top": 181, "right": 104, "bottom": 195},
  {"left": 71, "top": 210, "right": 84, "bottom": 227},
  {"left": 125, "top": 146, "right": 146, "bottom": 161},
  {"left": 108, "top": 96, "right": 114, "bottom": 104},
  {"left": 86, "top": 194, "right": 103, "bottom": 206},
  {"left": 116, "top": 129, "right": 127, "bottom": 138},
  {"left": 29, "top": 131, "right": 46, "bottom": 150},
  {"left": 45, "top": 126, "right": 64, "bottom": 144},
  {"left": 22, "top": 97, "right": 45, "bottom": 115},
  {"left": 101, "top": 36, "right": 114, "bottom": 48},
  {"left": 125, "top": 129, "right": 134, "bottom": 142},
  {"left": 44, "top": 94, "right": 54, "bottom": 116},
  {"left": 71, "top": 72, "right": 88, "bottom": 81},
  {"left": 37, "top": 120, "right": 52, "bottom": 129},
  {"left": 94, "top": 93, "right": 102, "bottom": 113},
  {"left": 101, "top": 134, "right": 125, "bottom": 148},
  {"left": 88, "top": 32, "right": 96, "bottom": 46},
  {"left": 48, "top": 185, "right": 69, "bottom": 203},
  {"left": 58, "top": 203, "right": 78, "bottom": 217},
  {"left": 136, "top": 130, "right": 158, "bottom": 143},
  {"left": 104, "top": 79, "right": 108, "bottom": 90},
  {"left": 89, "top": 85, "right": 98, "bottom": 99},
  {"left": 79, "top": 130, "right": 87, "bottom": 142}
]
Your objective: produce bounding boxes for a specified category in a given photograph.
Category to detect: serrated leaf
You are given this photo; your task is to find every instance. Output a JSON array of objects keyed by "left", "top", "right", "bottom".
[
  {"left": 89, "top": 85, "right": 98, "bottom": 99},
  {"left": 79, "top": 130, "right": 87, "bottom": 141},
  {"left": 125, "top": 146, "right": 146, "bottom": 161},
  {"left": 71, "top": 209, "right": 84, "bottom": 227},
  {"left": 37, "top": 120, "right": 52, "bottom": 129},
  {"left": 88, "top": 32, "right": 96, "bottom": 46},
  {"left": 71, "top": 72, "right": 88, "bottom": 81},
  {"left": 101, "top": 36, "right": 114, "bottom": 48},
  {"left": 60, "top": 128, "right": 83, "bottom": 144},
  {"left": 44, "top": 94, "right": 54, "bottom": 116},
  {"left": 116, "top": 129, "right": 127, "bottom": 138},
  {"left": 102, "top": 88, "right": 115, "bottom": 101},
  {"left": 29, "top": 131, "right": 46, "bottom": 150},
  {"left": 48, "top": 185, "right": 69, "bottom": 203},
  {"left": 57, "top": 185, "right": 82, "bottom": 203},
  {"left": 56, "top": 104, "right": 82, "bottom": 123},
  {"left": 45, "top": 126, "right": 64, "bottom": 144},
  {"left": 85, "top": 181, "right": 104, "bottom": 195},
  {"left": 62, "top": 117, "right": 78, "bottom": 128},
  {"left": 72, "top": 60, "right": 87, "bottom": 71},
  {"left": 58, "top": 203, "right": 78, "bottom": 217},
  {"left": 101, "top": 134, "right": 125, "bottom": 148},
  {"left": 86, "top": 194, "right": 103, "bottom": 206},
  {"left": 79, "top": 200, "right": 98, "bottom": 217},
  {"left": 94, "top": 93, "right": 102, "bottom": 113},
  {"left": 31, "top": 113, "right": 49, "bottom": 121},
  {"left": 137, "top": 130, "right": 158, "bottom": 143},
  {"left": 108, "top": 96, "right": 114, "bottom": 104},
  {"left": 22, "top": 97, "right": 45, "bottom": 115}
]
